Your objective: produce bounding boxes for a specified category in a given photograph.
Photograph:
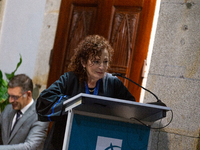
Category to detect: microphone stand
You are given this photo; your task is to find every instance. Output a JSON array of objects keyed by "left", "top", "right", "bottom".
[{"left": 112, "top": 73, "right": 166, "bottom": 106}]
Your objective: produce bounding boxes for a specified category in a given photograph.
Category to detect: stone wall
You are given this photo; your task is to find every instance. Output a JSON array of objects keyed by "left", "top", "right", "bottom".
[
  {"left": 143, "top": 0, "right": 200, "bottom": 149},
  {"left": 0, "top": 0, "right": 6, "bottom": 37},
  {"left": 32, "top": 0, "right": 61, "bottom": 98}
]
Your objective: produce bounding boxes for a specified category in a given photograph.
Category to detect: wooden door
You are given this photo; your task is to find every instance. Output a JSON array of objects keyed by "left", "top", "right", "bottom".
[{"left": 48, "top": 0, "right": 157, "bottom": 102}]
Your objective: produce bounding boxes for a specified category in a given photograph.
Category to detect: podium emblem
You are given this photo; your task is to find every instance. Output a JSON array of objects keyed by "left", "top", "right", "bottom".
[{"left": 96, "top": 136, "right": 122, "bottom": 150}]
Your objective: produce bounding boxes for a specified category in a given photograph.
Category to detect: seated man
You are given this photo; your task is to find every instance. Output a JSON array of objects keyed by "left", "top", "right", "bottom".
[{"left": 0, "top": 74, "right": 49, "bottom": 150}]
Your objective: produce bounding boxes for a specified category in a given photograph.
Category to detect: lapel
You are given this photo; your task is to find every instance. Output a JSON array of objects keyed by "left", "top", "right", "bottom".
[
  {"left": 4, "top": 108, "right": 16, "bottom": 144},
  {"left": 8, "top": 102, "right": 35, "bottom": 143}
]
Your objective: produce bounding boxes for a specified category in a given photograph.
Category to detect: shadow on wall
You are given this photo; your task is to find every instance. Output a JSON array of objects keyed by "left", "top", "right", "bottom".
[
  {"left": 149, "top": 121, "right": 170, "bottom": 150},
  {"left": 32, "top": 84, "right": 41, "bottom": 100},
  {"left": 197, "top": 132, "right": 200, "bottom": 150}
]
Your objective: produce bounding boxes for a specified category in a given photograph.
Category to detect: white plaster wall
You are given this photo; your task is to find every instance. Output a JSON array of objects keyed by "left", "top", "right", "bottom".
[{"left": 0, "top": 0, "right": 46, "bottom": 79}]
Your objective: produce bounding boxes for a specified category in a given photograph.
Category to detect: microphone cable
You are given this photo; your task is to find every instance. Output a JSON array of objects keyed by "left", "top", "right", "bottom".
[
  {"left": 112, "top": 73, "right": 173, "bottom": 129},
  {"left": 112, "top": 73, "right": 166, "bottom": 105},
  {"left": 130, "top": 109, "right": 173, "bottom": 129},
  {"left": 112, "top": 73, "right": 160, "bottom": 102}
]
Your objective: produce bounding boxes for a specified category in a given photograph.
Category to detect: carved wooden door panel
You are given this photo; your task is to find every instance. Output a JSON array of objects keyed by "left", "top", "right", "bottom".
[
  {"left": 108, "top": 7, "right": 141, "bottom": 86},
  {"left": 63, "top": 6, "right": 97, "bottom": 73},
  {"left": 48, "top": 0, "right": 157, "bottom": 101}
]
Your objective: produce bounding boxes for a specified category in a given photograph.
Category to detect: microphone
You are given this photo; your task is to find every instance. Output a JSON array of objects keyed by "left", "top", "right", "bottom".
[{"left": 112, "top": 73, "right": 166, "bottom": 106}]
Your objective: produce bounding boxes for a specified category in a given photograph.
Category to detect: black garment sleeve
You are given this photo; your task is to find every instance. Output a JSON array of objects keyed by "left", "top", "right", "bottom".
[{"left": 36, "top": 72, "right": 72, "bottom": 121}]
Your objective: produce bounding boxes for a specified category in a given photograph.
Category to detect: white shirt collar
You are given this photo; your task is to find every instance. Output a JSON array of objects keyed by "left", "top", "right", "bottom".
[
  {"left": 20, "top": 99, "right": 34, "bottom": 114},
  {"left": 11, "top": 99, "right": 34, "bottom": 129}
]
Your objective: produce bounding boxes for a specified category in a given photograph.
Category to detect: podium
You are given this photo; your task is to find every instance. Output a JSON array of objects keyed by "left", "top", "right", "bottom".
[{"left": 62, "top": 93, "right": 171, "bottom": 150}]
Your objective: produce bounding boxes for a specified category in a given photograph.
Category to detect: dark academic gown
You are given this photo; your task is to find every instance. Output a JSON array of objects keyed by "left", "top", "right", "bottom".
[{"left": 36, "top": 71, "right": 135, "bottom": 150}]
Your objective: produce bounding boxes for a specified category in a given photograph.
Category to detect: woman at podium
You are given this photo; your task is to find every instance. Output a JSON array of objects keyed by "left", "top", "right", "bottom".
[{"left": 36, "top": 35, "right": 135, "bottom": 150}]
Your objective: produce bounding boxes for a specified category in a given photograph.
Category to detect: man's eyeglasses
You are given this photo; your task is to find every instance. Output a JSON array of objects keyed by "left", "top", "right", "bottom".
[{"left": 8, "top": 93, "right": 26, "bottom": 101}]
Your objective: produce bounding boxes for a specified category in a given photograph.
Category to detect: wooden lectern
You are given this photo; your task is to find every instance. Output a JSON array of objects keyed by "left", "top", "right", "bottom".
[{"left": 62, "top": 93, "right": 171, "bottom": 150}]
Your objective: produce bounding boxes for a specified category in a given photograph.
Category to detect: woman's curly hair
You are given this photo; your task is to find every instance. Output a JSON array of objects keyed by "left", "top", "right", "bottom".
[{"left": 68, "top": 35, "right": 114, "bottom": 82}]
